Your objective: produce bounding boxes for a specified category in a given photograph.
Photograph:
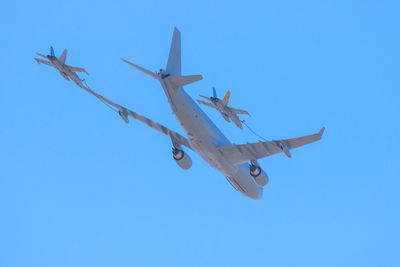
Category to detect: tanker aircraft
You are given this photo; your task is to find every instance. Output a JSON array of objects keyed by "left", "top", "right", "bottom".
[
  {"left": 197, "top": 88, "right": 250, "bottom": 129},
  {"left": 35, "top": 46, "right": 88, "bottom": 88},
  {"left": 52, "top": 28, "right": 324, "bottom": 200}
]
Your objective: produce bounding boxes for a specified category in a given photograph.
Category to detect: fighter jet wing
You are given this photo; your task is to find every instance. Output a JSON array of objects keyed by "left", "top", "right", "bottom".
[
  {"left": 34, "top": 58, "right": 52, "bottom": 66},
  {"left": 80, "top": 86, "right": 192, "bottom": 150},
  {"left": 217, "top": 127, "right": 325, "bottom": 165},
  {"left": 197, "top": 99, "right": 215, "bottom": 108},
  {"left": 228, "top": 107, "right": 250, "bottom": 116},
  {"left": 66, "top": 65, "right": 88, "bottom": 74}
]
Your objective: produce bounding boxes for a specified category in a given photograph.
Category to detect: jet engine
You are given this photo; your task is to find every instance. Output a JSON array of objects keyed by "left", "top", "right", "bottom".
[
  {"left": 249, "top": 164, "right": 269, "bottom": 186},
  {"left": 118, "top": 110, "right": 129, "bottom": 124},
  {"left": 172, "top": 148, "right": 192, "bottom": 170}
]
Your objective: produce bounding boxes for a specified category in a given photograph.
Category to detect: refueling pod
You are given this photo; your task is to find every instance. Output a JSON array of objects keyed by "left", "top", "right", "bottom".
[
  {"left": 249, "top": 164, "right": 269, "bottom": 186},
  {"left": 172, "top": 148, "right": 192, "bottom": 170},
  {"left": 118, "top": 110, "right": 129, "bottom": 124}
]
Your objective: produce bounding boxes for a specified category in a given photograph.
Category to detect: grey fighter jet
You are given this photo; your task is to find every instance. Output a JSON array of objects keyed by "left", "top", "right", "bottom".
[
  {"left": 197, "top": 88, "right": 250, "bottom": 129},
  {"left": 34, "top": 46, "right": 88, "bottom": 88}
]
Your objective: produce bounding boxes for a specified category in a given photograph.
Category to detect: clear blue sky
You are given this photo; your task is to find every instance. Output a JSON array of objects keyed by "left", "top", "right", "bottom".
[{"left": 1, "top": 0, "right": 399, "bottom": 266}]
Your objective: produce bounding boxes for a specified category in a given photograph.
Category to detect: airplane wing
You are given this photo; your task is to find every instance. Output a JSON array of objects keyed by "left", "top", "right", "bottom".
[
  {"left": 228, "top": 107, "right": 250, "bottom": 116},
  {"left": 66, "top": 65, "right": 88, "bottom": 74},
  {"left": 34, "top": 58, "right": 52, "bottom": 66},
  {"left": 197, "top": 99, "right": 215, "bottom": 109},
  {"left": 217, "top": 127, "right": 325, "bottom": 165},
  {"left": 79, "top": 86, "right": 192, "bottom": 150}
]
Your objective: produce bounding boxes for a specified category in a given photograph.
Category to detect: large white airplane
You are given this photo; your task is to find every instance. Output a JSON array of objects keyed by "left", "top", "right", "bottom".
[{"left": 67, "top": 28, "right": 324, "bottom": 200}]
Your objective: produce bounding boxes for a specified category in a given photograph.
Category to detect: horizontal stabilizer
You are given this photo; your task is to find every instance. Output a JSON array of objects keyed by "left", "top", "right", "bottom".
[
  {"left": 36, "top": 53, "right": 48, "bottom": 59},
  {"left": 199, "top": 94, "right": 211, "bottom": 101},
  {"left": 122, "top": 58, "right": 160, "bottom": 80},
  {"left": 34, "top": 58, "right": 52, "bottom": 66},
  {"left": 167, "top": 75, "right": 202, "bottom": 88}
]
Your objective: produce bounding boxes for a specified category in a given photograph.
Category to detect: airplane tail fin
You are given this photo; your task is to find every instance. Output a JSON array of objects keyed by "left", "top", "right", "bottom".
[
  {"left": 122, "top": 28, "right": 202, "bottom": 88},
  {"left": 165, "top": 28, "right": 203, "bottom": 88},
  {"left": 50, "top": 46, "right": 55, "bottom": 57},
  {"left": 59, "top": 49, "right": 67, "bottom": 64},
  {"left": 222, "top": 91, "right": 231, "bottom": 105},
  {"left": 166, "top": 27, "right": 181, "bottom": 76},
  {"left": 213, "top": 87, "right": 217, "bottom": 98}
]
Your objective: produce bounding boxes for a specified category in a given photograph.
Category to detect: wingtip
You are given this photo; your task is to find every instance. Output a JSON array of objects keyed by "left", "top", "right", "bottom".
[
  {"left": 121, "top": 58, "right": 135, "bottom": 67},
  {"left": 318, "top": 127, "right": 326, "bottom": 137},
  {"left": 173, "top": 26, "right": 181, "bottom": 34}
]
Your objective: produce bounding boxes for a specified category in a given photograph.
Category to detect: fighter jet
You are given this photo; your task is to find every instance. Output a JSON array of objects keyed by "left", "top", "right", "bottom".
[
  {"left": 34, "top": 46, "right": 88, "bottom": 88},
  {"left": 197, "top": 88, "right": 250, "bottom": 129},
  {"left": 44, "top": 28, "right": 324, "bottom": 200}
]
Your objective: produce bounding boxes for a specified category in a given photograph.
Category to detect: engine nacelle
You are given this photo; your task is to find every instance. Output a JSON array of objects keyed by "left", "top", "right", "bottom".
[
  {"left": 172, "top": 148, "right": 192, "bottom": 170},
  {"left": 249, "top": 165, "right": 269, "bottom": 186},
  {"left": 118, "top": 110, "right": 129, "bottom": 124}
]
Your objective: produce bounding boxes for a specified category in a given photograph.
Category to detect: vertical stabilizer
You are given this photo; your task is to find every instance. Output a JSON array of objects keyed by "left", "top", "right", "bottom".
[
  {"left": 166, "top": 27, "right": 181, "bottom": 76},
  {"left": 59, "top": 49, "right": 68, "bottom": 64},
  {"left": 222, "top": 91, "right": 231, "bottom": 105}
]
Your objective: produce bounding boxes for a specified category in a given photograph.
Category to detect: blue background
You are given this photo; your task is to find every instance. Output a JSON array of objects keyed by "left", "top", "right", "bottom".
[{"left": 1, "top": 0, "right": 399, "bottom": 266}]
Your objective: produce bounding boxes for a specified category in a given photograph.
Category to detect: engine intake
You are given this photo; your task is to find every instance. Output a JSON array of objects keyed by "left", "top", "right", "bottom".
[
  {"left": 249, "top": 164, "right": 269, "bottom": 186},
  {"left": 172, "top": 148, "right": 192, "bottom": 170}
]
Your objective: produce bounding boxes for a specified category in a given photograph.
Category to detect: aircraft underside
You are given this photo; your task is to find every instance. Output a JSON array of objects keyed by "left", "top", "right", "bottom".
[{"left": 35, "top": 28, "right": 324, "bottom": 200}]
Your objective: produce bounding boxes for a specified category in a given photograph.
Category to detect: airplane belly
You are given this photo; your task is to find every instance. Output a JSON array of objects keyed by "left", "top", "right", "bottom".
[
  {"left": 161, "top": 84, "right": 262, "bottom": 199},
  {"left": 69, "top": 72, "right": 83, "bottom": 87},
  {"left": 59, "top": 71, "right": 70, "bottom": 81},
  {"left": 188, "top": 134, "right": 236, "bottom": 173},
  {"left": 169, "top": 88, "right": 230, "bottom": 146}
]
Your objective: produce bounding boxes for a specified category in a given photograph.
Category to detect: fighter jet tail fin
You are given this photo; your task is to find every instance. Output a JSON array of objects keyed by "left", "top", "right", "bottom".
[
  {"left": 59, "top": 49, "right": 67, "bottom": 64},
  {"left": 222, "top": 91, "right": 231, "bottom": 105}
]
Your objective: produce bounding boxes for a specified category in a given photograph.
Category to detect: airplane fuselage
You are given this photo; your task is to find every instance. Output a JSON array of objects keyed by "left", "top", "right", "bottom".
[
  {"left": 158, "top": 74, "right": 262, "bottom": 199},
  {"left": 212, "top": 100, "right": 243, "bottom": 129},
  {"left": 47, "top": 56, "right": 84, "bottom": 87}
]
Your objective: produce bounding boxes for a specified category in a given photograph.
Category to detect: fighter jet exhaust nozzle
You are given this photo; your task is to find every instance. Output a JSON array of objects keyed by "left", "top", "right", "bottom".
[
  {"left": 173, "top": 147, "right": 192, "bottom": 170},
  {"left": 249, "top": 164, "right": 268, "bottom": 186}
]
